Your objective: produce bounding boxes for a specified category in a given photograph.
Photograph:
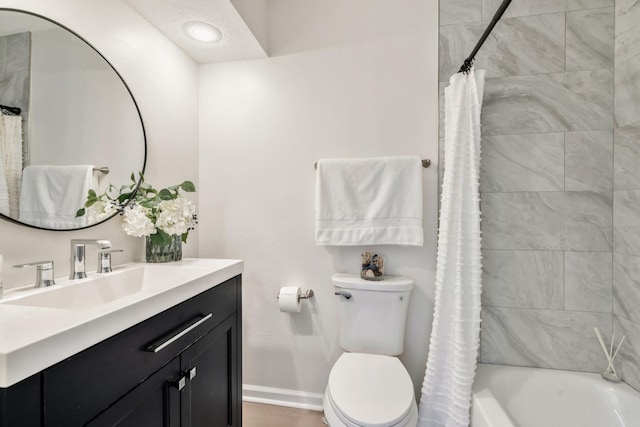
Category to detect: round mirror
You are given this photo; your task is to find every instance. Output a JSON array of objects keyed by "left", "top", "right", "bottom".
[{"left": 0, "top": 9, "right": 146, "bottom": 230}]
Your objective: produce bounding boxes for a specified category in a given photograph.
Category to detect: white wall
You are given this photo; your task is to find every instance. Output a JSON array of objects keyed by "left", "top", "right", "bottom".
[
  {"left": 0, "top": 0, "right": 199, "bottom": 288},
  {"left": 30, "top": 27, "right": 145, "bottom": 190},
  {"left": 199, "top": 0, "right": 439, "bottom": 403}
]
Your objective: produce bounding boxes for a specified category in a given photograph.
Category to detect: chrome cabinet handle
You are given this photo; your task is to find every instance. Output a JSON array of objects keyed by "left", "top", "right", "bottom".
[
  {"left": 187, "top": 367, "right": 197, "bottom": 380},
  {"left": 173, "top": 376, "right": 186, "bottom": 391},
  {"left": 146, "top": 313, "right": 213, "bottom": 353}
]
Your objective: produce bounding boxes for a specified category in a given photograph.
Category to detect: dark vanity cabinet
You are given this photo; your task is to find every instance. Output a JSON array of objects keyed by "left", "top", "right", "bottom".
[{"left": 0, "top": 276, "right": 242, "bottom": 427}]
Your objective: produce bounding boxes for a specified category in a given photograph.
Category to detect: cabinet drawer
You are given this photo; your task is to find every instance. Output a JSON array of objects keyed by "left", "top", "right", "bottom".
[{"left": 43, "top": 276, "right": 239, "bottom": 426}]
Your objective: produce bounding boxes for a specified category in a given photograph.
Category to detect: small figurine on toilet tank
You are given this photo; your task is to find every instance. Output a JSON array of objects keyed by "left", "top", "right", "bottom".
[{"left": 361, "top": 252, "right": 384, "bottom": 281}]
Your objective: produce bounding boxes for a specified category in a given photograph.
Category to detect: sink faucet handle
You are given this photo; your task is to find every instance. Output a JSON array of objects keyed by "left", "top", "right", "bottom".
[
  {"left": 13, "top": 260, "right": 56, "bottom": 288},
  {"left": 97, "top": 249, "right": 123, "bottom": 274}
]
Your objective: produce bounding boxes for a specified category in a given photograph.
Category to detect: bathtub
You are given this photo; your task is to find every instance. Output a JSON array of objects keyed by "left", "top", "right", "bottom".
[{"left": 471, "top": 363, "right": 640, "bottom": 427}]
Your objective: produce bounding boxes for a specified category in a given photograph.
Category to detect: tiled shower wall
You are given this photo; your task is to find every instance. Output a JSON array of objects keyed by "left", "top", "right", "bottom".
[
  {"left": 612, "top": 0, "right": 640, "bottom": 391},
  {"left": 440, "top": 0, "right": 640, "bottom": 389}
]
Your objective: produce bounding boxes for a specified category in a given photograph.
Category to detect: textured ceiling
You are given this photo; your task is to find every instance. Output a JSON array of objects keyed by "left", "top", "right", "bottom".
[{"left": 124, "top": 0, "right": 267, "bottom": 64}]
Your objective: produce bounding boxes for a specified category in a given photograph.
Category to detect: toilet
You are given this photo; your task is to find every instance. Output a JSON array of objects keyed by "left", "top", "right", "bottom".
[{"left": 323, "top": 273, "right": 418, "bottom": 427}]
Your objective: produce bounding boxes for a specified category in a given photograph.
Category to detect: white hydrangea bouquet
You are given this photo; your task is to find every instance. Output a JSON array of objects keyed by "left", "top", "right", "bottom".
[{"left": 76, "top": 172, "right": 197, "bottom": 252}]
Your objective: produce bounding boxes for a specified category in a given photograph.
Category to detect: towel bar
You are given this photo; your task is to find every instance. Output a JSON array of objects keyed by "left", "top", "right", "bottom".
[{"left": 314, "top": 159, "right": 431, "bottom": 169}]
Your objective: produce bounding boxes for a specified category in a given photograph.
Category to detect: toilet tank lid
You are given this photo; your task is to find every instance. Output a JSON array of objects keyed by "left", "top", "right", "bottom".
[{"left": 332, "top": 273, "right": 414, "bottom": 291}]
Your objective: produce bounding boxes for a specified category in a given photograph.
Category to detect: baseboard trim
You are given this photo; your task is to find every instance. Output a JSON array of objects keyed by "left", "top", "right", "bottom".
[{"left": 242, "top": 384, "right": 324, "bottom": 411}]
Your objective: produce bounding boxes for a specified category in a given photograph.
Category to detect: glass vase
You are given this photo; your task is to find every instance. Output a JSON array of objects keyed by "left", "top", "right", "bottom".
[{"left": 145, "top": 234, "right": 182, "bottom": 263}]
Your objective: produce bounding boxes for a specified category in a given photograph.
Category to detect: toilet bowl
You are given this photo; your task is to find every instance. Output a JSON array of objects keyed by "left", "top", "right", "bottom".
[
  {"left": 323, "top": 353, "right": 418, "bottom": 427},
  {"left": 324, "top": 274, "right": 417, "bottom": 427}
]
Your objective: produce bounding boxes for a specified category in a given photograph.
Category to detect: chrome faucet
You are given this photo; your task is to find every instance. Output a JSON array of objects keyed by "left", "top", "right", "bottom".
[
  {"left": 97, "top": 249, "right": 124, "bottom": 274},
  {"left": 70, "top": 239, "right": 111, "bottom": 279},
  {"left": 14, "top": 260, "right": 56, "bottom": 287}
]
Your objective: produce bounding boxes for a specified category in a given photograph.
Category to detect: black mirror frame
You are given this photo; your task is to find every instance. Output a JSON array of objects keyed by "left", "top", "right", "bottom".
[{"left": 0, "top": 8, "right": 147, "bottom": 231}]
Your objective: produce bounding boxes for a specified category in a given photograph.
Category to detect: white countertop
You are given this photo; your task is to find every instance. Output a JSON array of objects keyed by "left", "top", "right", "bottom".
[{"left": 0, "top": 258, "right": 243, "bottom": 388}]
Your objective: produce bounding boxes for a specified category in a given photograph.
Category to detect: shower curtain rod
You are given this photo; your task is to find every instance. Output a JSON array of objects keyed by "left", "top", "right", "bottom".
[
  {"left": 458, "top": 0, "right": 513, "bottom": 74},
  {"left": 0, "top": 104, "right": 21, "bottom": 115}
]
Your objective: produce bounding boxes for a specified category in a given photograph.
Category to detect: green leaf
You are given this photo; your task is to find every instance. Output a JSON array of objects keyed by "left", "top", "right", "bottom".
[
  {"left": 85, "top": 199, "right": 97, "bottom": 208},
  {"left": 130, "top": 172, "right": 135, "bottom": 182},
  {"left": 88, "top": 189, "right": 97, "bottom": 198},
  {"left": 75, "top": 208, "right": 86, "bottom": 217},
  {"left": 140, "top": 200, "right": 156, "bottom": 209},
  {"left": 150, "top": 229, "right": 172, "bottom": 246},
  {"left": 181, "top": 232, "right": 189, "bottom": 243},
  {"left": 158, "top": 189, "right": 173, "bottom": 200},
  {"left": 117, "top": 192, "right": 133, "bottom": 203},
  {"left": 180, "top": 181, "right": 196, "bottom": 192}
]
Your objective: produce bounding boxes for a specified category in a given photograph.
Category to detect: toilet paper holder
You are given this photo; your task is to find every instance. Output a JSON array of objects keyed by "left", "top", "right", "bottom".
[{"left": 277, "top": 288, "right": 315, "bottom": 302}]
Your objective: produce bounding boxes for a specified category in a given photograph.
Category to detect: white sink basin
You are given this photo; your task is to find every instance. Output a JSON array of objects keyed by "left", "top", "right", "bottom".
[
  {"left": 2, "top": 267, "right": 145, "bottom": 310},
  {"left": 0, "top": 258, "right": 244, "bottom": 388},
  {"left": 1, "top": 259, "right": 224, "bottom": 311}
]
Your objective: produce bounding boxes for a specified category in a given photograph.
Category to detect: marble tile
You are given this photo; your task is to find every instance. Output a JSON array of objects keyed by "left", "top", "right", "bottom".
[
  {"left": 565, "top": 251, "right": 612, "bottom": 312},
  {"left": 482, "top": 0, "right": 614, "bottom": 20},
  {"left": 439, "top": 14, "right": 565, "bottom": 79},
  {"left": 439, "top": 22, "right": 483, "bottom": 81},
  {"left": 480, "top": 133, "right": 564, "bottom": 192},
  {"left": 613, "top": 315, "right": 640, "bottom": 391},
  {"left": 566, "top": 8, "right": 614, "bottom": 71},
  {"left": 614, "top": 125, "right": 640, "bottom": 190},
  {"left": 480, "top": 307, "right": 612, "bottom": 372},
  {"left": 482, "top": 191, "right": 613, "bottom": 251},
  {"left": 483, "top": 71, "right": 614, "bottom": 136},
  {"left": 481, "top": 250, "right": 563, "bottom": 309},
  {"left": 614, "top": 55, "right": 640, "bottom": 128},
  {"left": 565, "top": 131, "right": 613, "bottom": 191},
  {"left": 613, "top": 253, "right": 640, "bottom": 324},
  {"left": 615, "top": 0, "right": 640, "bottom": 65},
  {"left": 441, "top": 0, "right": 482, "bottom": 25},
  {"left": 613, "top": 190, "right": 640, "bottom": 255},
  {"left": 5, "top": 32, "right": 30, "bottom": 73}
]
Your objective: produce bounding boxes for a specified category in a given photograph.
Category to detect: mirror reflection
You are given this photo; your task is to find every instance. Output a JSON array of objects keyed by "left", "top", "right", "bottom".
[{"left": 0, "top": 10, "right": 146, "bottom": 230}]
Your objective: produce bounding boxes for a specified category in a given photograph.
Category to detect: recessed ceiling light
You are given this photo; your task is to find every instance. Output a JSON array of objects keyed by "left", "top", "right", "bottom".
[{"left": 182, "top": 21, "right": 222, "bottom": 43}]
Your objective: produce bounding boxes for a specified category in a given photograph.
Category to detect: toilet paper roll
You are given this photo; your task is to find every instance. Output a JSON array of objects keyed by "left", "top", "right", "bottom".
[{"left": 278, "top": 286, "right": 302, "bottom": 313}]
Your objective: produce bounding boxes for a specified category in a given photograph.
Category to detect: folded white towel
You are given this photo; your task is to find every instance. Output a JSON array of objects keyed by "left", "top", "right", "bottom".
[
  {"left": 19, "top": 165, "right": 96, "bottom": 229},
  {"left": 315, "top": 156, "right": 424, "bottom": 246}
]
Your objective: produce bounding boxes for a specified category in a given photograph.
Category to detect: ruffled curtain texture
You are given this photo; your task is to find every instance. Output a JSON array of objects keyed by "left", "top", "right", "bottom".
[{"left": 418, "top": 68, "right": 485, "bottom": 427}]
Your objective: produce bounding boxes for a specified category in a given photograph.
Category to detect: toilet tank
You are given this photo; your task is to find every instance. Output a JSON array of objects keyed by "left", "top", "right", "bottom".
[{"left": 333, "top": 273, "right": 414, "bottom": 356}]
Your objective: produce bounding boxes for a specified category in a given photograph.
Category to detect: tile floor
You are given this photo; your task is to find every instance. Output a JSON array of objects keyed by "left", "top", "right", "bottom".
[{"left": 243, "top": 402, "right": 326, "bottom": 427}]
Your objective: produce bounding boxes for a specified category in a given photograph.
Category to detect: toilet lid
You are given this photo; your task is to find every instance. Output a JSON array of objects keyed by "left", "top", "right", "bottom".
[{"left": 327, "top": 353, "right": 414, "bottom": 427}]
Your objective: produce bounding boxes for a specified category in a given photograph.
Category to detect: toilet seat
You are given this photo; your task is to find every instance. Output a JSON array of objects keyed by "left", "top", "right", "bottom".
[{"left": 324, "top": 353, "right": 416, "bottom": 427}]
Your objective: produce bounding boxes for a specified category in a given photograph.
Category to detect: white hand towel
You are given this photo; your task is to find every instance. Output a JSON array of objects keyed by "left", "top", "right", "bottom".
[
  {"left": 315, "top": 156, "right": 424, "bottom": 246},
  {"left": 19, "top": 165, "right": 96, "bottom": 229}
]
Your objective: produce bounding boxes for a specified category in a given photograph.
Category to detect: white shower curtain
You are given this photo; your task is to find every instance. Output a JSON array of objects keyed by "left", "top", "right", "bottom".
[
  {"left": 418, "top": 67, "right": 485, "bottom": 427},
  {"left": 0, "top": 114, "right": 23, "bottom": 218}
]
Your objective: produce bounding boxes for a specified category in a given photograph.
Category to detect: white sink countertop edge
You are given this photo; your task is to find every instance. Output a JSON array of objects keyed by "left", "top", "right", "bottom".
[{"left": 0, "top": 258, "right": 243, "bottom": 388}]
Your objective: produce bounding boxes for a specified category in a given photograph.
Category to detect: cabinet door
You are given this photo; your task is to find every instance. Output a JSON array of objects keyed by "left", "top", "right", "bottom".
[
  {"left": 86, "top": 358, "right": 182, "bottom": 427},
  {"left": 181, "top": 314, "right": 241, "bottom": 427}
]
